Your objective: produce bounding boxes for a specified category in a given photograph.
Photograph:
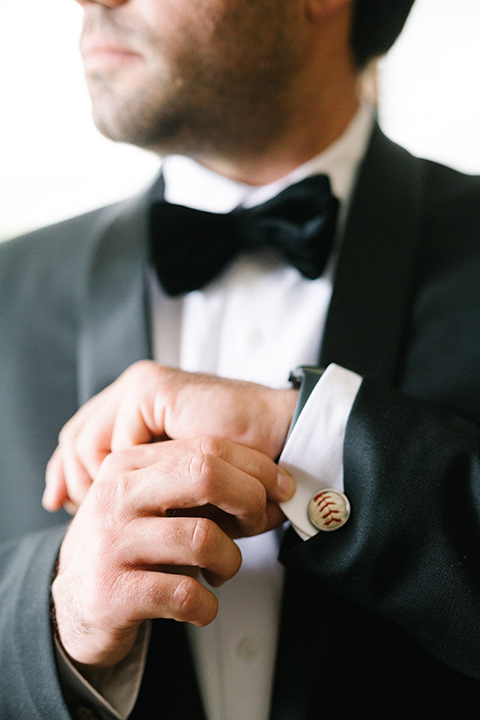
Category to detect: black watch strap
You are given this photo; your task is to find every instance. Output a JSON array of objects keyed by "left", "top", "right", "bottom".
[{"left": 288, "top": 365, "right": 325, "bottom": 430}]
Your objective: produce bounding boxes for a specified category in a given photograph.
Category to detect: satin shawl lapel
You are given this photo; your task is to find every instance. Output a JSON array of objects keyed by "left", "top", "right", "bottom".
[
  {"left": 77, "top": 189, "right": 153, "bottom": 404},
  {"left": 272, "top": 128, "right": 425, "bottom": 720},
  {"left": 320, "top": 124, "right": 424, "bottom": 385}
]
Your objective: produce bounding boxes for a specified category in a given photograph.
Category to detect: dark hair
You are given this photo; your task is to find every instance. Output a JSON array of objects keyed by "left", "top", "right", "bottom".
[{"left": 351, "top": 0, "right": 416, "bottom": 69}]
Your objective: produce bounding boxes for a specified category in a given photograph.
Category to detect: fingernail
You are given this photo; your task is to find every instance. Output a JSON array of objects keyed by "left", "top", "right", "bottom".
[{"left": 277, "top": 467, "right": 295, "bottom": 499}]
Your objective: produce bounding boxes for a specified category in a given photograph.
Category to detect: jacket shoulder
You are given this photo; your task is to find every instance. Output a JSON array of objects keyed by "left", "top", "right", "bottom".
[
  {"left": 0, "top": 201, "right": 125, "bottom": 266},
  {"left": 0, "top": 197, "right": 142, "bottom": 303}
]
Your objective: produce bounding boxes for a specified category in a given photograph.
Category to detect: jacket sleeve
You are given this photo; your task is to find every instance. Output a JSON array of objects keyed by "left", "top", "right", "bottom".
[
  {"left": 0, "top": 525, "right": 74, "bottom": 719},
  {"left": 280, "top": 377, "right": 480, "bottom": 679}
]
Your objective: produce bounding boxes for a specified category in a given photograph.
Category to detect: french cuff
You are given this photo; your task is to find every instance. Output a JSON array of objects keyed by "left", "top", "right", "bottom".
[
  {"left": 279, "top": 363, "right": 362, "bottom": 540},
  {"left": 55, "top": 622, "right": 150, "bottom": 720}
]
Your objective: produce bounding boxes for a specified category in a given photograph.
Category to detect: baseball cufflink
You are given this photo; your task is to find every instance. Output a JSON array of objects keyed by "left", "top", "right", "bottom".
[{"left": 307, "top": 488, "right": 350, "bottom": 531}]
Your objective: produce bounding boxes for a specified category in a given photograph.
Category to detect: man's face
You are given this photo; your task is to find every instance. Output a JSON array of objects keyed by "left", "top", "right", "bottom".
[{"left": 78, "top": 0, "right": 308, "bottom": 160}]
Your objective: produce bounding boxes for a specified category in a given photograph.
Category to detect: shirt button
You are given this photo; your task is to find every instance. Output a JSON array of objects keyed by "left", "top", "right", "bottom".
[{"left": 236, "top": 635, "right": 260, "bottom": 662}]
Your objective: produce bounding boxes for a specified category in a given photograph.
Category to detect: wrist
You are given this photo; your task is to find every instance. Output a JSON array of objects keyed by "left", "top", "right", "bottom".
[
  {"left": 287, "top": 366, "right": 325, "bottom": 431},
  {"left": 267, "top": 387, "right": 299, "bottom": 459}
]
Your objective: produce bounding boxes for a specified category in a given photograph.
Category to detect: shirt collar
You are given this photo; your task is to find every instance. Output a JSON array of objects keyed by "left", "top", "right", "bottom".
[{"left": 161, "top": 101, "right": 375, "bottom": 213}]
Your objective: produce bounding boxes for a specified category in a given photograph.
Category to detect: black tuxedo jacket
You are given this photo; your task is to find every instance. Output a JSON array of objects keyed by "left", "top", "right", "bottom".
[{"left": 2, "top": 126, "right": 480, "bottom": 719}]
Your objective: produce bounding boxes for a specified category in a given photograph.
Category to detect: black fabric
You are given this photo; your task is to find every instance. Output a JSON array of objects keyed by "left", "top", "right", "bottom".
[
  {"left": 130, "top": 621, "right": 206, "bottom": 720},
  {"left": 149, "top": 174, "right": 339, "bottom": 296}
]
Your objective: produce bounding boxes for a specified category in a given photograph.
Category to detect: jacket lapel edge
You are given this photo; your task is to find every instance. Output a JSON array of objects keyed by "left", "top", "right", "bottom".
[{"left": 320, "top": 125, "right": 425, "bottom": 385}]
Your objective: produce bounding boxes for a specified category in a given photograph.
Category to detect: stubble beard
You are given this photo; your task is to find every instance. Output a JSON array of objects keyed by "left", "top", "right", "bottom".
[
  {"left": 83, "top": 6, "right": 305, "bottom": 162},
  {"left": 88, "top": 68, "right": 294, "bottom": 161}
]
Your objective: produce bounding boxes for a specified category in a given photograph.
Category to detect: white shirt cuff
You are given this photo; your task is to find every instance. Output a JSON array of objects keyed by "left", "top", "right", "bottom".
[{"left": 279, "top": 363, "right": 362, "bottom": 540}]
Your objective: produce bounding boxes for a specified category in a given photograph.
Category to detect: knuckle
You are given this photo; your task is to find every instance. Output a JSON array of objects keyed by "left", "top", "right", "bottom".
[
  {"left": 244, "top": 483, "right": 268, "bottom": 533},
  {"left": 125, "top": 360, "right": 164, "bottom": 389},
  {"left": 251, "top": 481, "right": 267, "bottom": 514},
  {"left": 187, "top": 452, "right": 218, "bottom": 494},
  {"left": 96, "top": 452, "right": 119, "bottom": 484},
  {"left": 90, "top": 568, "right": 120, "bottom": 608},
  {"left": 97, "top": 448, "right": 134, "bottom": 478},
  {"left": 196, "top": 436, "right": 224, "bottom": 458},
  {"left": 89, "top": 471, "right": 132, "bottom": 519},
  {"left": 124, "top": 359, "right": 155, "bottom": 379},
  {"left": 172, "top": 576, "right": 203, "bottom": 619},
  {"left": 106, "top": 568, "right": 140, "bottom": 609},
  {"left": 190, "top": 517, "right": 221, "bottom": 563},
  {"left": 258, "top": 481, "right": 268, "bottom": 507}
]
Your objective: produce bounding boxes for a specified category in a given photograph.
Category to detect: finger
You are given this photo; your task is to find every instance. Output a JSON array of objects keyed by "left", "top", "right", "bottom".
[
  {"left": 110, "top": 361, "right": 166, "bottom": 452},
  {"left": 123, "top": 516, "right": 242, "bottom": 585},
  {"left": 107, "top": 436, "right": 295, "bottom": 504},
  {"left": 63, "top": 500, "right": 80, "bottom": 516},
  {"left": 72, "top": 363, "right": 168, "bottom": 476},
  {"left": 43, "top": 447, "right": 70, "bottom": 511},
  {"left": 45, "top": 407, "right": 106, "bottom": 512},
  {"left": 117, "top": 569, "right": 219, "bottom": 627},
  {"left": 264, "top": 500, "right": 288, "bottom": 531},
  {"left": 61, "top": 445, "right": 95, "bottom": 508},
  {"left": 52, "top": 565, "right": 219, "bottom": 667},
  {"left": 103, "top": 440, "right": 286, "bottom": 536},
  {"left": 170, "top": 455, "right": 266, "bottom": 536},
  {"left": 66, "top": 393, "right": 121, "bottom": 481},
  {"left": 192, "top": 437, "right": 295, "bottom": 504},
  {"left": 57, "top": 379, "right": 126, "bottom": 481}
]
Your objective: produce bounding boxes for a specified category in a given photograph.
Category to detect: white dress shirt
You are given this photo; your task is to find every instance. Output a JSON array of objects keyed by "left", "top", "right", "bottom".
[{"left": 57, "top": 102, "right": 373, "bottom": 719}]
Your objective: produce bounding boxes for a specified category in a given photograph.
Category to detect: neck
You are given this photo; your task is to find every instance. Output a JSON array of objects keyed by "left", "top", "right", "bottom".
[
  {"left": 184, "top": 65, "right": 361, "bottom": 186},
  {"left": 184, "top": 5, "right": 362, "bottom": 186},
  {"left": 156, "top": 3, "right": 362, "bottom": 187},
  {"left": 194, "top": 101, "right": 360, "bottom": 187}
]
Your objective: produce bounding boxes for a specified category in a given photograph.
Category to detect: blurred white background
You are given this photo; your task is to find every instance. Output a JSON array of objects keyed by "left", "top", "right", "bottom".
[{"left": 1, "top": 0, "right": 479, "bottom": 240}]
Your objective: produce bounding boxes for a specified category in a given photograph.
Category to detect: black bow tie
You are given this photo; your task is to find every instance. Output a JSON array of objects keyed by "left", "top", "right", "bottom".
[{"left": 148, "top": 174, "right": 339, "bottom": 297}]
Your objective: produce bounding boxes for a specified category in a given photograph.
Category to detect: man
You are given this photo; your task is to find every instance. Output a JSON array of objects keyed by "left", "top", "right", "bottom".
[{"left": 2, "top": 0, "right": 480, "bottom": 717}]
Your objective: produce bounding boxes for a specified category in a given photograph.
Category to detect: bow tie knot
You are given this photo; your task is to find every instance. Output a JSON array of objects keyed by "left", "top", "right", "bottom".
[{"left": 149, "top": 174, "right": 339, "bottom": 296}]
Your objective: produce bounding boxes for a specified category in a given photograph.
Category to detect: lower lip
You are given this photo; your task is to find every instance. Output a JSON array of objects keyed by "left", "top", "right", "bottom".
[{"left": 82, "top": 48, "right": 142, "bottom": 71}]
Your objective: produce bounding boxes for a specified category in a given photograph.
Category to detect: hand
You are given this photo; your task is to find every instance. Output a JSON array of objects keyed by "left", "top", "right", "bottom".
[
  {"left": 52, "top": 436, "right": 295, "bottom": 669},
  {"left": 43, "top": 361, "right": 298, "bottom": 512}
]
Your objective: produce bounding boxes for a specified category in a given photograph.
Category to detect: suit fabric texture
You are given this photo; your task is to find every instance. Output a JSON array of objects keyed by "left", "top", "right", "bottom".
[{"left": 2, "top": 126, "right": 480, "bottom": 718}]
